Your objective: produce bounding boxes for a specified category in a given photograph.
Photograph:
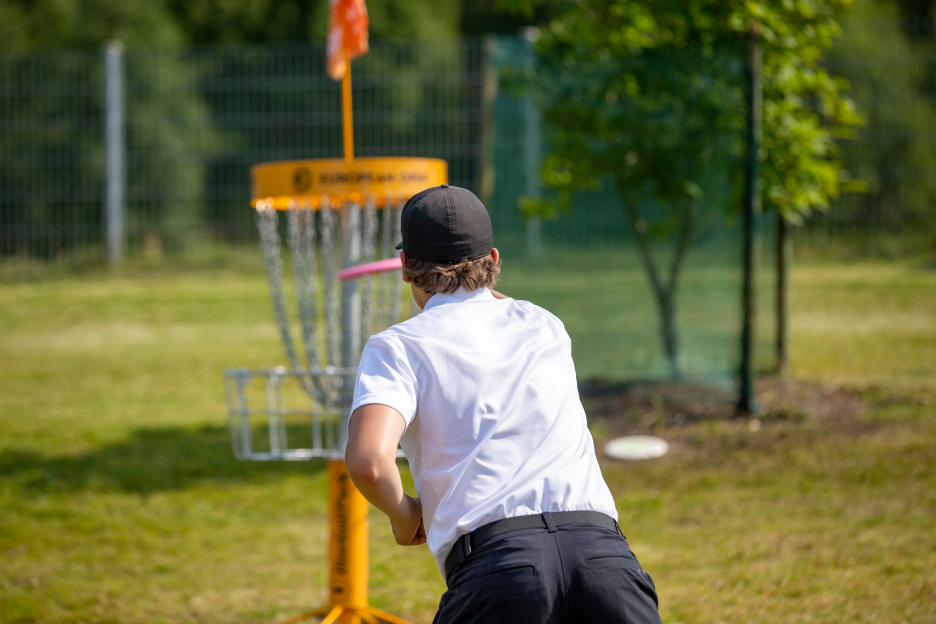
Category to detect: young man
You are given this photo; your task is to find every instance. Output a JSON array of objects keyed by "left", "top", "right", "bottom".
[{"left": 345, "top": 184, "right": 662, "bottom": 623}]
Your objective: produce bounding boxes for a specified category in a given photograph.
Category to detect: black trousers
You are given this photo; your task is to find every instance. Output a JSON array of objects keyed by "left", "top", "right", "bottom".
[{"left": 433, "top": 518, "right": 662, "bottom": 624}]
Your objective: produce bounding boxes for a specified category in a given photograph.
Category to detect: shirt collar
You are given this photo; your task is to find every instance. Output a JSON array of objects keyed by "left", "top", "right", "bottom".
[{"left": 423, "top": 287, "right": 496, "bottom": 312}]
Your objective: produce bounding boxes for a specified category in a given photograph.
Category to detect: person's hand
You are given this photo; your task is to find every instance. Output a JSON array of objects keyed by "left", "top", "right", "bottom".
[
  {"left": 392, "top": 517, "right": 426, "bottom": 546},
  {"left": 391, "top": 496, "right": 425, "bottom": 546}
]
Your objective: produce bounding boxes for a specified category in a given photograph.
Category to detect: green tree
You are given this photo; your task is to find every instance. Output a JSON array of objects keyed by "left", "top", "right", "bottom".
[
  {"left": 0, "top": 0, "right": 203, "bottom": 257},
  {"left": 462, "top": 0, "right": 560, "bottom": 36},
  {"left": 892, "top": 0, "right": 936, "bottom": 39},
  {"left": 0, "top": 0, "right": 183, "bottom": 51},
  {"left": 828, "top": 0, "right": 936, "bottom": 247},
  {"left": 0, "top": 0, "right": 467, "bottom": 257},
  {"left": 164, "top": 0, "right": 462, "bottom": 44},
  {"left": 0, "top": 0, "right": 466, "bottom": 50},
  {"left": 503, "top": 0, "right": 862, "bottom": 376}
]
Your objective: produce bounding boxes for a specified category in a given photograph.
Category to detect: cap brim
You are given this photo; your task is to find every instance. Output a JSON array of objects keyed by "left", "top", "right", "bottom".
[{"left": 395, "top": 241, "right": 403, "bottom": 250}]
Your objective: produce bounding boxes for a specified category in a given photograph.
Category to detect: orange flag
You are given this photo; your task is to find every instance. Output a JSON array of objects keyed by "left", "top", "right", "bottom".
[{"left": 327, "top": 0, "right": 369, "bottom": 81}]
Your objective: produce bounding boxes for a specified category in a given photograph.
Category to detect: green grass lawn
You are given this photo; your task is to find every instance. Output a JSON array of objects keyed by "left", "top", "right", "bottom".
[{"left": 1, "top": 255, "right": 934, "bottom": 623}]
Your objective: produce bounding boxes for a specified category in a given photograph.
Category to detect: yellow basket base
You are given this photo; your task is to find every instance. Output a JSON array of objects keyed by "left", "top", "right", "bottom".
[{"left": 276, "top": 603, "right": 415, "bottom": 624}]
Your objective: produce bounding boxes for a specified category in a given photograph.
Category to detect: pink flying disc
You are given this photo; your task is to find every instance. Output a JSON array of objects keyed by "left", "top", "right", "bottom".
[{"left": 338, "top": 257, "right": 403, "bottom": 281}]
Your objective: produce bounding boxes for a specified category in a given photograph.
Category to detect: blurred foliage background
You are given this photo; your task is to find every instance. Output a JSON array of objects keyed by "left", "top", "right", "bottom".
[
  {"left": 0, "top": 0, "right": 933, "bottom": 256},
  {"left": 1, "top": 0, "right": 934, "bottom": 379},
  {"left": 1, "top": 1, "right": 935, "bottom": 623}
]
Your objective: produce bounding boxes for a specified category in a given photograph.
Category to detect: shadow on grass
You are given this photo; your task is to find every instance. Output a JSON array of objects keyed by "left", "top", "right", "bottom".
[{"left": 0, "top": 424, "right": 327, "bottom": 494}]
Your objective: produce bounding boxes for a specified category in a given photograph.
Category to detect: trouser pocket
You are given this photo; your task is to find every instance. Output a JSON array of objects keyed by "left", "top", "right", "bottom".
[{"left": 434, "top": 565, "right": 548, "bottom": 624}]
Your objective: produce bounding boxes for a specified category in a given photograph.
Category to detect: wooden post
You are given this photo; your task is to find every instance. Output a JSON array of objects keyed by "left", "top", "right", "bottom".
[{"left": 738, "top": 28, "right": 762, "bottom": 416}]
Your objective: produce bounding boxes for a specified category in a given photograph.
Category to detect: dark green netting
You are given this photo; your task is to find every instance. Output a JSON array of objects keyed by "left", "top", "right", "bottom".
[
  {"left": 488, "top": 37, "right": 768, "bottom": 387},
  {"left": 0, "top": 37, "right": 776, "bottom": 392}
]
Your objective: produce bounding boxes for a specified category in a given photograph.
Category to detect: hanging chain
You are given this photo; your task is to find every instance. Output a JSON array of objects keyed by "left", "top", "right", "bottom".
[
  {"left": 360, "top": 196, "right": 378, "bottom": 344},
  {"left": 302, "top": 198, "right": 321, "bottom": 363},
  {"left": 389, "top": 199, "right": 405, "bottom": 325},
  {"left": 379, "top": 196, "right": 395, "bottom": 329},
  {"left": 256, "top": 202, "right": 303, "bottom": 373},
  {"left": 256, "top": 196, "right": 411, "bottom": 406},
  {"left": 285, "top": 198, "right": 324, "bottom": 400},
  {"left": 320, "top": 198, "right": 341, "bottom": 371},
  {"left": 287, "top": 200, "right": 317, "bottom": 368}
]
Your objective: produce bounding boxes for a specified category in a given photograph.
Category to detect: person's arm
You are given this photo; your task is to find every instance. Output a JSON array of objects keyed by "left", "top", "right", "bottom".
[{"left": 346, "top": 403, "right": 425, "bottom": 546}]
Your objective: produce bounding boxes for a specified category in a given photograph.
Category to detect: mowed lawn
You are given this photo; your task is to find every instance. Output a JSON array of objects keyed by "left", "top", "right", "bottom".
[{"left": 1, "top": 256, "right": 934, "bottom": 623}]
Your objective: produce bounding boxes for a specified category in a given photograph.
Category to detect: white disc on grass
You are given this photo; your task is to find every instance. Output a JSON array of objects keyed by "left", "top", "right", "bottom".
[{"left": 604, "top": 436, "right": 669, "bottom": 461}]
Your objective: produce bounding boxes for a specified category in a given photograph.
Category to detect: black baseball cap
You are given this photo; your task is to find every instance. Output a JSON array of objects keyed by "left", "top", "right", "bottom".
[{"left": 395, "top": 184, "right": 493, "bottom": 264}]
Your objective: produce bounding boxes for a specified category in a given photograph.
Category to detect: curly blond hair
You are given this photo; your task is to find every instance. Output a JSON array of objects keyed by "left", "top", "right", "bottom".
[{"left": 403, "top": 254, "right": 501, "bottom": 295}]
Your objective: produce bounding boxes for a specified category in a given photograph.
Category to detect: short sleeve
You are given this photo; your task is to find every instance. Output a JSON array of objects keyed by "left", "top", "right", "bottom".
[{"left": 351, "top": 333, "right": 419, "bottom": 428}]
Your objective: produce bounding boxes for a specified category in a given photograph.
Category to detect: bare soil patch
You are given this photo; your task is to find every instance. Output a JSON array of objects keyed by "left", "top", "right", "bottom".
[{"left": 580, "top": 376, "right": 868, "bottom": 441}]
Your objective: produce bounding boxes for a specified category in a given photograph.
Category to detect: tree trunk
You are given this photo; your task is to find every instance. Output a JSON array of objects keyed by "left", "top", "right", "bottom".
[
  {"left": 617, "top": 179, "right": 694, "bottom": 379},
  {"left": 658, "top": 287, "right": 682, "bottom": 379}
]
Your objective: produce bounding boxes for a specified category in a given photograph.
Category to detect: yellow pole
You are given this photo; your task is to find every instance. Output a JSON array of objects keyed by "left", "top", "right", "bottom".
[
  {"left": 263, "top": 57, "right": 419, "bottom": 624},
  {"left": 329, "top": 460, "right": 369, "bottom": 622},
  {"left": 338, "top": 64, "right": 359, "bottom": 623},
  {"left": 338, "top": 63, "right": 359, "bottom": 618},
  {"left": 342, "top": 66, "right": 354, "bottom": 163}
]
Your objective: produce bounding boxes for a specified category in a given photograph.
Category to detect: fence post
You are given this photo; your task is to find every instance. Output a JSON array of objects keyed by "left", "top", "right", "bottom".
[
  {"left": 478, "top": 37, "right": 499, "bottom": 214},
  {"left": 104, "top": 41, "right": 126, "bottom": 265},
  {"left": 522, "top": 29, "right": 542, "bottom": 258},
  {"left": 738, "top": 28, "right": 762, "bottom": 415},
  {"left": 776, "top": 212, "right": 790, "bottom": 373}
]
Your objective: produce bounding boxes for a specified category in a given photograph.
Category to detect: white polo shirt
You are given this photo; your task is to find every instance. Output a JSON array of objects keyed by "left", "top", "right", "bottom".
[{"left": 350, "top": 287, "right": 618, "bottom": 577}]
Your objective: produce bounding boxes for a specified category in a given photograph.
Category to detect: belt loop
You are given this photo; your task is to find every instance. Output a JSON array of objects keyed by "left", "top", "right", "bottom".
[
  {"left": 614, "top": 519, "right": 626, "bottom": 539},
  {"left": 461, "top": 533, "right": 472, "bottom": 558},
  {"left": 456, "top": 534, "right": 465, "bottom": 562},
  {"left": 542, "top": 511, "right": 558, "bottom": 533}
]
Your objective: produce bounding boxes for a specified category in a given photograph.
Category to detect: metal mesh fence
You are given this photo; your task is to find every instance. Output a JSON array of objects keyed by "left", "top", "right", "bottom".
[
  {"left": 0, "top": 36, "right": 773, "bottom": 388},
  {"left": 1, "top": 31, "right": 929, "bottom": 386},
  {"left": 802, "top": 25, "right": 936, "bottom": 247},
  {"left": 0, "top": 51, "right": 104, "bottom": 259},
  {"left": 1, "top": 34, "right": 932, "bottom": 260},
  {"left": 0, "top": 41, "right": 488, "bottom": 258},
  {"left": 488, "top": 37, "right": 771, "bottom": 386}
]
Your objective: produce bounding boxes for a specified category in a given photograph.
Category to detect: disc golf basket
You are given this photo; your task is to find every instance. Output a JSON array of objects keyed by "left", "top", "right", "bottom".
[{"left": 225, "top": 157, "right": 446, "bottom": 624}]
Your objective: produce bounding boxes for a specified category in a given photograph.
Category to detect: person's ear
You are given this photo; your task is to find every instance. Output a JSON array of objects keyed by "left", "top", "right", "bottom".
[
  {"left": 400, "top": 251, "right": 411, "bottom": 283},
  {"left": 490, "top": 247, "right": 500, "bottom": 264}
]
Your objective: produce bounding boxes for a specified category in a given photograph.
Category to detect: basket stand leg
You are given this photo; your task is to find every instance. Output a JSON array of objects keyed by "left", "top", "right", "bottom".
[{"left": 274, "top": 461, "right": 414, "bottom": 624}]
